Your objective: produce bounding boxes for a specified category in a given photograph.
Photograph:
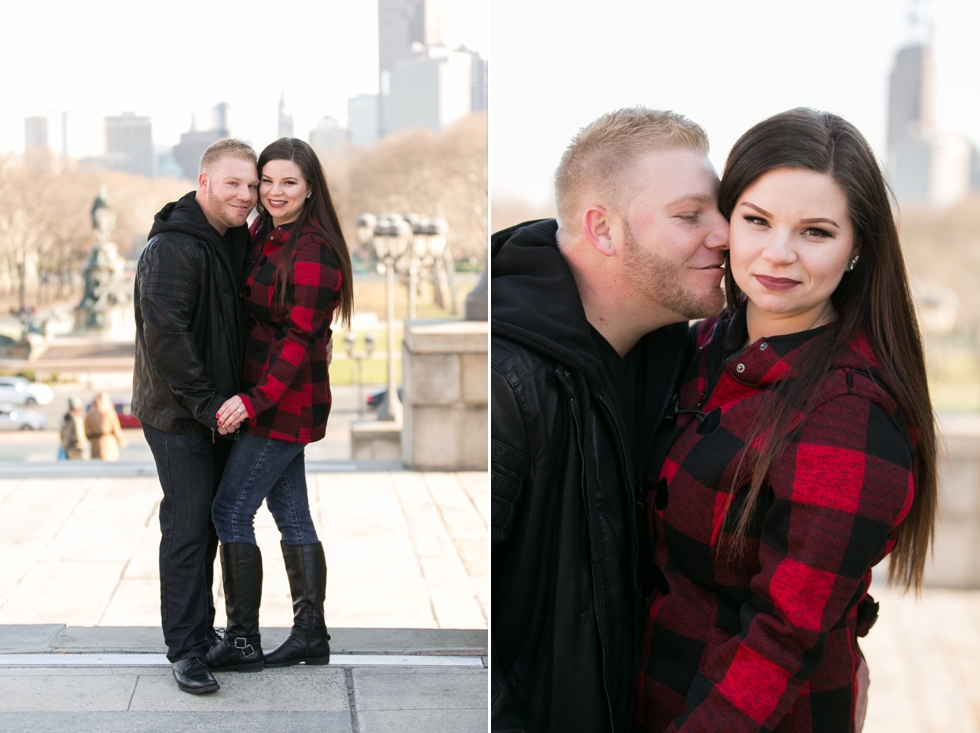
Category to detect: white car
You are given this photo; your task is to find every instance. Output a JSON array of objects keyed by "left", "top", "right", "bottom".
[
  {"left": 0, "top": 403, "right": 46, "bottom": 431},
  {"left": 0, "top": 376, "right": 54, "bottom": 406}
]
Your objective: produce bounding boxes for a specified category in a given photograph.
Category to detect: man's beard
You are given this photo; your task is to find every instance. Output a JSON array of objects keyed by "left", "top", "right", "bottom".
[
  {"left": 621, "top": 225, "right": 724, "bottom": 320},
  {"left": 206, "top": 186, "right": 246, "bottom": 230}
]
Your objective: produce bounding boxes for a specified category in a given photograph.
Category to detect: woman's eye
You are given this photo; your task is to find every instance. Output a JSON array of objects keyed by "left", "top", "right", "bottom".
[
  {"left": 804, "top": 227, "right": 834, "bottom": 238},
  {"left": 743, "top": 215, "right": 767, "bottom": 226}
]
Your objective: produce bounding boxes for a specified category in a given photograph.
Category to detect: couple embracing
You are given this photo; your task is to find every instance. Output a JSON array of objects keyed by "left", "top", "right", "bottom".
[
  {"left": 132, "top": 137, "right": 353, "bottom": 694},
  {"left": 492, "top": 107, "right": 937, "bottom": 732}
]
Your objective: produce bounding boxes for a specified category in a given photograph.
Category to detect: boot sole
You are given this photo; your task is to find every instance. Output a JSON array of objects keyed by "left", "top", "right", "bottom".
[{"left": 264, "top": 656, "right": 330, "bottom": 668}]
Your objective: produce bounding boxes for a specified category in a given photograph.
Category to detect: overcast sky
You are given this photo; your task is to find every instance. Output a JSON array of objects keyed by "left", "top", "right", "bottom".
[
  {"left": 1, "top": 0, "right": 488, "bottom": 156},
  {"left": 490, "top": 0, "right": 980, "bottom": 206}
]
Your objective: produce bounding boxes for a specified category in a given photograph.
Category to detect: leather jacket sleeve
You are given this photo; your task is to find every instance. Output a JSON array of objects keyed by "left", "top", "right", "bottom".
[
  {"left": 491, "top": 363, "right": 532, "bottom": 732},
  {"left": 138, "top": 239, "right": 223, "bottom": 430},
  {"left": 491, "top": 365, "right": 532, "bottom": 548}
]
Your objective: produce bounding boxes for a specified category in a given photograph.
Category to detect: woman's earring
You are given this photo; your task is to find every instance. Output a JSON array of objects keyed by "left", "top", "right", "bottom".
[
  {"left": 848, "top": 255, "right": 860, "bottom": 271},
  {"left": 306, "top": 191, "right": 312, "bottom": 199}
]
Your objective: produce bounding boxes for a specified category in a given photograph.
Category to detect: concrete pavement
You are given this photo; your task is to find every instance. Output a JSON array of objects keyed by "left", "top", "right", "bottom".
[
  {"left": 0, "top": 625, "right": 486, "bottom": 733},
  {"left": 0, "top": 464, "right": 488, "bottom": 731}
]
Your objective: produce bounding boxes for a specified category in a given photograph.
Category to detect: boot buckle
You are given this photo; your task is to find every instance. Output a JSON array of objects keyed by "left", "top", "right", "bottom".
[{"left": 234, "top": 637, "right": 255, "bottom": 657}]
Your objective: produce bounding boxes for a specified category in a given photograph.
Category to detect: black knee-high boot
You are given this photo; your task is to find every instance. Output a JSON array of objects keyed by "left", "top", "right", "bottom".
[
  {"left": 264, "top": 542, "right": 331, "bottom": 667},
  {"left": 205, "top": 543, "right": 264, "bottom": 672}
]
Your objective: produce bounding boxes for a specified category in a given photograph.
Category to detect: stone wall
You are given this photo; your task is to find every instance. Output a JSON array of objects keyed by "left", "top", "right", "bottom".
[
  {"left": 402, "top": 320, "right": 488, "bottom": 471},
  {"left": 926, "top": 414, "right": 980, "bottom": 587}
]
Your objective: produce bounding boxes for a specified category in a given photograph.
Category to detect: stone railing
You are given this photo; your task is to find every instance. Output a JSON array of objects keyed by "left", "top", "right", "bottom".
[
  {"left": 401, "top": 320, "right": 488, "bottom": 471},
  {"left": 925, "top": 413, "right": 980, "bottom": 587}
]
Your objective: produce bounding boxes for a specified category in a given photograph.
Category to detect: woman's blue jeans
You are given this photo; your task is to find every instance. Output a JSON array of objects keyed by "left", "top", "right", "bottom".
[{"left": 211, "top": 431, "right": 319, "bottom": 546}]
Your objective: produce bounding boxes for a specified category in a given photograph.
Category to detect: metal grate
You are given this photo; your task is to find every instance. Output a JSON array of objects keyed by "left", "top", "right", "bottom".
[{"left": 0, "top": 653, "right": 484, "bottom": 668}]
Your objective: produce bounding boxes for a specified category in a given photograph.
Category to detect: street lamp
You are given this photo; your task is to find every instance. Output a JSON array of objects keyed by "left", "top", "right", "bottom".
[
  {"left": 395, "top": 217, "right": 450, "bottom": 320},
  {"left": 344, "top": 330, "right": 376, "bottom": 418},
  {"left": 356, "top": 213, "right": 411, "bottom": 422}
]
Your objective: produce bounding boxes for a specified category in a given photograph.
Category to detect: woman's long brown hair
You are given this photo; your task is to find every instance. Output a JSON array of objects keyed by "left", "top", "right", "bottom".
[
  {"left": 255, "top": 138, "right": 353, "bottom": 329},
  {"left": 718, "top": 109, "right": 937, "bottom": 592}
]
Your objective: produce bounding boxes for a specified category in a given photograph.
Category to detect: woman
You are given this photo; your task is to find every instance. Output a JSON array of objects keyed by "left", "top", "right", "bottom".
[
  {"left": 84, "top": 392, "right": 126, "bottom": 461},
  {"left": 635, "top": 109, "right": 937, "bottom": 732},
  {"left": 204, "top": 138, "right": 353, "bottom": 673}
]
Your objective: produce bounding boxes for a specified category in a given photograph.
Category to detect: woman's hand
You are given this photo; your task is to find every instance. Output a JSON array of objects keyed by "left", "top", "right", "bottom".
[{"left": 216, "top": 395, "right": 248, "bottom": 433}]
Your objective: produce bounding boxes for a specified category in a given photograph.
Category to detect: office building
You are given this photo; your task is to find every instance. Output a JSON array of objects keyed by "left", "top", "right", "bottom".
[
  {"left": 886, "top": 0, "right": 980, "bottom": 207},
  {"left": 348, "top": 94, "right": 380, "bottom": 147},
  {"left": 24, "top": 116, "right": 50, "bottom": 151},
  {"left": 378, "top": 0, "right": 441, "bottom": 136},
  {"left": 278, "top": 93, "right": 293, "bottom": 139},
  {"left": 387, "top": 44, "right": 475, "bottom": 136},
  {"left": 172, "top": 105, "right": 230, "bottom": 180},
  {"left": 309, "top": 116, "right": 347, "bottom": 155},
  {"left": 105, "top": 112, "right": 154, "bottom": 178}
]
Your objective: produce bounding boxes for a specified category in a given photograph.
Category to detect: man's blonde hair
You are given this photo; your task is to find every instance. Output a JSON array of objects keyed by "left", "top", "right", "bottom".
[
  {"left": 199, "top": 138, "right": 256, "bottom": 175},
  {"left": 554, "top": 107, "right": 709, "bottom": 231}
]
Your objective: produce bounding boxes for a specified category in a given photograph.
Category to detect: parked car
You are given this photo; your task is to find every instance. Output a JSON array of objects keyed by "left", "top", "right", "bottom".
[
  {"left": 114, "top": 400, "right": 141, "bottom": 429},
  {"left": 0, "top": 376, "right": 54, "bottom": 406},
  {"left": 0, "top": 403, "right": 46, "bottom": 431},
  {"left": 366, "top": 387, "right": 403, "bottom": 410},
  {"left": 85, "top": 398, "right": 142, "bottom": 429}
]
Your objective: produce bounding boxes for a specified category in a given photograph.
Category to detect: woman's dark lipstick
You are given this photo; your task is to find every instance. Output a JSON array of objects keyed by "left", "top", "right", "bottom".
[{"left": 755, "top": 274, "right": 799, "bottom": 291}]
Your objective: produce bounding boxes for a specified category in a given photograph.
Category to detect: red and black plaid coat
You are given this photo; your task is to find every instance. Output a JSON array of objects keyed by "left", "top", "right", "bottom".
[
  {"left": 238, "top": 219, "right": 342, "bottom": 443},
  {"left": 636, "top": 308, "right": 915, "bottom": 733}
]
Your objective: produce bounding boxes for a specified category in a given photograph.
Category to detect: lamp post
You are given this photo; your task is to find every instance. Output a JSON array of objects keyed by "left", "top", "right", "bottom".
[
  {"left": 344, "top": 330, "right": 375, "bottom": 418},
  {"left": 396, "top": 217, "right": 449, "bottom": 320},
  {"left": 357, "top": 213, "right": 410, "bottom": 423}
]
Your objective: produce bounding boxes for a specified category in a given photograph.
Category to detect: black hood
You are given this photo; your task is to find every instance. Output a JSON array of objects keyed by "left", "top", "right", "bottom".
[
  {"left": 148, "top": 191, "right": 227, "bottom": 245},
  {"left": 491, "top": 219, "right": 606, "bottom": 387}
]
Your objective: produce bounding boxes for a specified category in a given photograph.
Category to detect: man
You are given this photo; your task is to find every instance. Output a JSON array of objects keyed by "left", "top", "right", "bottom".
[
  {"left": 132, "top": 139, "right": 258, "bottom": 694},
  {"left": 491, "top": 108, "right": 729, "bottom": 732}
]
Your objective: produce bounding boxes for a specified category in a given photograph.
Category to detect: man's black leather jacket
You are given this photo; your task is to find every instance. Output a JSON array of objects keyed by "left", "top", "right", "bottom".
[
  {"left": 132, "top": 192, "right": 250, "bottom": 435},
  {"left": 491, "top": 220, "right": 690, "bottom": 733}
]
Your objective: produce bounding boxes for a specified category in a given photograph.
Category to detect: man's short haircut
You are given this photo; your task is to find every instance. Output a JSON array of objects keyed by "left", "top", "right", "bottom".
[
  {"left": 554, "top": 107, "right": 709, "bottom": 231},
  {"left": 199, "top": 138, "right": 257, "bottom": 175}
]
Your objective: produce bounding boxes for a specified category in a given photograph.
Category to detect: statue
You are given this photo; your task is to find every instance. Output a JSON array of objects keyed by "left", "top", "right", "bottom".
[
  {"left": 90, "top": 185, "right": 116, "bottom": 246},
  {"left": 76, "top": 188, "right": 126, "bottom": 331}
]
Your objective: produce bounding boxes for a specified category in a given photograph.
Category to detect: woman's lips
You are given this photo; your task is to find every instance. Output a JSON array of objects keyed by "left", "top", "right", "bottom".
[{"left": 754, "top": 274, "right": 799, "bottom": 291}]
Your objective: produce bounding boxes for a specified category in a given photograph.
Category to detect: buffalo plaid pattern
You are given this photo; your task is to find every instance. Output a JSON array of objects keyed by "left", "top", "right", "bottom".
[
  {"left": 238, "top": 220, "right": 342, "bottom": 443},
  {"left": 636, "top": 310, "right": 916, "bottom": 733}
]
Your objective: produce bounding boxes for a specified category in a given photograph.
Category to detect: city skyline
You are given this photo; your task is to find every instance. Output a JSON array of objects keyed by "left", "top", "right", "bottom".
[
  {"left": 491, "top": 0, "right": 980, "bottom": 206},
  {"left": 1, "top": 0, "right": 487, "bottom": 158}
]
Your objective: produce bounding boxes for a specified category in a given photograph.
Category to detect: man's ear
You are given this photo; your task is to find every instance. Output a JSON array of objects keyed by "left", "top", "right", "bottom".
[
  {"left": 198, "top": 171, "right": 209, "bottom": 191},
  {"left": 582, "top": 206, "right": 617, "bottom": 257}
]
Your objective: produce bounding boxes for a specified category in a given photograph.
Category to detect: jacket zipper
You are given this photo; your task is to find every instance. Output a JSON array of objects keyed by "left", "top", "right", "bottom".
[
  {"left": 595, "top": 392, "right": 640, "bottom": 601},
  {"left": 560, "top": 369, "right": 617, "bottom": 733}
]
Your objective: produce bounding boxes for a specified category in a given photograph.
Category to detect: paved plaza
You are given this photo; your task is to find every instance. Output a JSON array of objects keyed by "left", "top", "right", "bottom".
[{"left": 0, "top": 464, "right": 488, "bottom": 731}]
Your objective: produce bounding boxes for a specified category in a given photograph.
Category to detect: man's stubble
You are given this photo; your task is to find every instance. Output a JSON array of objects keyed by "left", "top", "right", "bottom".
[{"left": 621, "top": 224, "right": 725, "bottom": 322}]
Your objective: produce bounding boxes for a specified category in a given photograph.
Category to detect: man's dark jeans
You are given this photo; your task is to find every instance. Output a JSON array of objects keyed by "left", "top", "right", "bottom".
[{"left": 143, "top": 424, "right": 232, "bottom": 662}]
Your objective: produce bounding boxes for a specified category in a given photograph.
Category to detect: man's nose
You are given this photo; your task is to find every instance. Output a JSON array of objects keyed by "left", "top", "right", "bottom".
[{"left": 704, "top": 214, "right": 730, "bottom": 250}]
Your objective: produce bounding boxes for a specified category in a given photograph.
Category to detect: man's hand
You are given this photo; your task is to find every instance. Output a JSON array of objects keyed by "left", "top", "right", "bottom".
[{"left": 216, "top": 395, "right": 248, "bottom": 432}]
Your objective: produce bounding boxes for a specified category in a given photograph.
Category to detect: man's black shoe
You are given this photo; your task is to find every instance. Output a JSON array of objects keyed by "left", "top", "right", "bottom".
[{"left": 172, "top": 657, "right": 219, "bottom": 694}]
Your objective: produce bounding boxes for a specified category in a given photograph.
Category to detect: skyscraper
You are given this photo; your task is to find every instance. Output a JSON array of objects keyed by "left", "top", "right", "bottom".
[
  {"left": 105, "top": 112, "right": 154, "bottom": 178},
  {"left": 278, "top": 93, "right": 293, "bottom": 139},
  {"left": 378, "top": 0, "right": 441, "bottom": 136},
  {"left": 172, "top": 104, "right": 229, "bottom": 180},
  {"left": 348, "top": 94, "right": 380, "bottom": 147},
  {"left": 886, "top": 0, "right": 980, "bottom": 207},
  {"left": 24, "top": 116, "right": 50, "bottom": 151},
  {"left": 387, "top": 44, "right": 475, "bottom": 136}
]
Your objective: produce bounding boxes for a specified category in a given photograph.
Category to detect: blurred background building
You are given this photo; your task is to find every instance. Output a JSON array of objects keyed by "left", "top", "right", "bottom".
[{"left": 886, "top": 0, "right": 980, "bottom": 207}]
